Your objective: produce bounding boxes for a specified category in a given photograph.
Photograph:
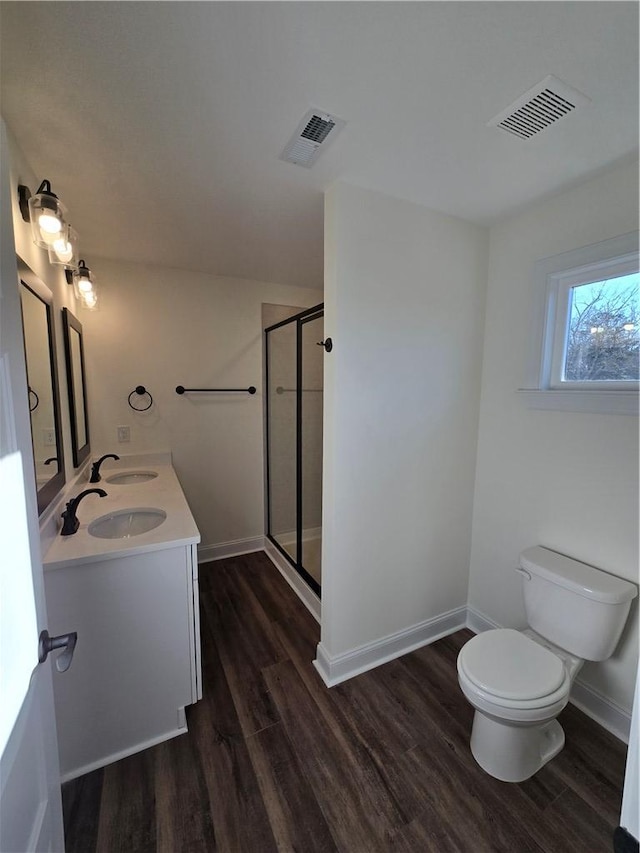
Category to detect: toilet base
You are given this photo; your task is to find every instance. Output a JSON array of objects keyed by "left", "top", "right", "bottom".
[{"left": 470, "top": 711, "right": 565, "bottom": 782}]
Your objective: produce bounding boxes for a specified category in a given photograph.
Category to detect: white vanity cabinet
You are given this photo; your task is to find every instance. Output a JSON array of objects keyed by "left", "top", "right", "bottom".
[
  {"left": 42, "top": 459, "right": 202, "bottom": 781},
  {"left": 44, "top": 543, "right": 201, "bottom": 780}
]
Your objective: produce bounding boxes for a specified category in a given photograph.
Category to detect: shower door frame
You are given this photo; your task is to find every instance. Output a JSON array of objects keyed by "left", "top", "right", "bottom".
[{"left": 265, "top": 303, "right": 324, "bottom": 597}]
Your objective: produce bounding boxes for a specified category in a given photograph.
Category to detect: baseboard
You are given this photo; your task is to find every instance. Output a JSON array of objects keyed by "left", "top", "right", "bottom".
[
  {"left": 466, "top": 606, "right": 500, "bottom": 634},
  {"left": 466, "top": 605, "right": 632, "bottom": 743},
  {"left": 60, "top": 725, "right": 188, "bottom": 783},
  {"left": 313, "top": 606, "right": 467, "bottom": 687},
  {"left": 614, "top": 826, "right": 639, "bottom": 853},
  {"left": 198, "top": 536, "right": 265, "bottom": 564},
  {"left": 264, "top": 539, "right": 321, "bottom": 623},
  {"left": 571, "top": 679, "right": 631, "bottom": 744}
]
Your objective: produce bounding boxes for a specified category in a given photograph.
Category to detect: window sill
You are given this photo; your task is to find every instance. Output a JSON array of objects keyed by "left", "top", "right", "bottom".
[{"left": 516, "top": 389, "right": 638, "bottom": 415}]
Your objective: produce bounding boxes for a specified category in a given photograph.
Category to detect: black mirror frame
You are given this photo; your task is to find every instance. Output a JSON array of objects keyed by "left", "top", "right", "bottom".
[
  {"left": 62, "top": 307, "right": 91, "bottom": 468},
  {"left": 17, "top": 258, "right": 66, "bottom": 515}
]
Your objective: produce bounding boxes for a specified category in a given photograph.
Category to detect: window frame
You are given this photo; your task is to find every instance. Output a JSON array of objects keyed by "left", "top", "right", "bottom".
[
  {"left": 548, "top": 254, "right": 639, "bottom": 391},
  {"left": 520, "top": 231, "right": 639, "bottom": 415}
]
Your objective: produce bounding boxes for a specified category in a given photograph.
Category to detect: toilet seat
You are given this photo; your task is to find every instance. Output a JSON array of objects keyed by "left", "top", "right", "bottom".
[{"left": 457, "top": 629, "right": 571, "bottom": 712}]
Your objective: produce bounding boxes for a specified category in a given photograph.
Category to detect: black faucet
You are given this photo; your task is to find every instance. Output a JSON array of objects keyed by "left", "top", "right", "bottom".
[
  {"left": 60, "top": 489, "right": 107, "bottom": 536},
  {"left": 89, "top": 453, "right": 120, "bottom": 483}
]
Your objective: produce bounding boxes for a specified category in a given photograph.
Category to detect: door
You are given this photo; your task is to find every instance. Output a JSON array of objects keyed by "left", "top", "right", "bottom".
[
  {"left": 265, "top": 304, "right": 323, "bottom": 596},
  {"left": 0, "top": 120, "right": 65, "bottom": 852},
  {"left": 299, "top": 311, "right": 324, "bottom": 589},
  {"left": 266, "top": 317, "right": 298, "bottom": 565}
]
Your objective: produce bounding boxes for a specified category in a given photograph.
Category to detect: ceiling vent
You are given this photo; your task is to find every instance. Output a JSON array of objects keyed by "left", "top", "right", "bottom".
[
  {"left": 488, "top": 75, "right": 590, "bottom": 140},
  {"left": 281, "top": 109, "right": 346, "bottom": 167}
]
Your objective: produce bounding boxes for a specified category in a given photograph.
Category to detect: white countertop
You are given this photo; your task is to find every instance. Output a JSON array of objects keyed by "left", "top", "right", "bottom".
[{"left": 43, "top": 457, "right": 200, "bottom": 571}]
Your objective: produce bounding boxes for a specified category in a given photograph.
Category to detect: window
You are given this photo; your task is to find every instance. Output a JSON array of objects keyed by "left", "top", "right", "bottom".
[
  {"left": 550, "top": 265, "right": 639, "bottom": 388},
  {"left": 521, "top": 232, "right": 639, "bottom": 414}
]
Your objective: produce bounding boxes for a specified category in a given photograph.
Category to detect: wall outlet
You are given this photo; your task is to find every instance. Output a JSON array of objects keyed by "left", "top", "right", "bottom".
[
  {"left": 117, "top": 425, "right": 131, "bottom": 442},
  {"left": 43, "top": 428, "right": 55, "bottom": 447}
]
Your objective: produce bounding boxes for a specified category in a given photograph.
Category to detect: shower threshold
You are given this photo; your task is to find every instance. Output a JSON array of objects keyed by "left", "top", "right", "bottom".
[{"left": 268, "top": 528, "right": 322, "bottom": 591}]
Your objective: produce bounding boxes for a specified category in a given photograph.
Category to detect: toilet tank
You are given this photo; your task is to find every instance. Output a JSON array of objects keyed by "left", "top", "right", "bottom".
[{"left": 518, "top": 546, "right": 637, "bottom": 661}]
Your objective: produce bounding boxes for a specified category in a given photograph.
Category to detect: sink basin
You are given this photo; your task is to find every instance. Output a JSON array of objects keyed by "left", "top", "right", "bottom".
[
  {"left": 88, "top": 508, "right": 166, "bottom": 539},
  {"left": 105, "top": 470, "right": 158, "bottom": 485}
]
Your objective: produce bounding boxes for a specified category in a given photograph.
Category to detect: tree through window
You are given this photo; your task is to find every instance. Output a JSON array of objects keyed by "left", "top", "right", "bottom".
[{"left": 564, "top": 272, "right": 639, "bottom": 382}]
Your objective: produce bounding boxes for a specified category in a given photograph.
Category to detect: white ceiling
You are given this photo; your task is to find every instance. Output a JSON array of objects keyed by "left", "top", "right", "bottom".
[{"left": 1, "top": 2, "right": 638, "bottom": 290}]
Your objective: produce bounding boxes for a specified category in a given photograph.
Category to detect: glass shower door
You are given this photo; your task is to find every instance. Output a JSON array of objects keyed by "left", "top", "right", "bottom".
[
  {"left": 300, "top": 313, "right": 323, "bottom": 588},
  {"left": 266, "top": 319, "right": 298, "bottom": 565},
  {"left": 265, "top": 304, "right": 324, "bottom": 597}
]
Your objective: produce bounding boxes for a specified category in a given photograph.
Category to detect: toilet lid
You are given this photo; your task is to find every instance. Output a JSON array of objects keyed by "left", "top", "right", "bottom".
[{"left": 459, "top": 629, "right": 566, "bottom": 701}]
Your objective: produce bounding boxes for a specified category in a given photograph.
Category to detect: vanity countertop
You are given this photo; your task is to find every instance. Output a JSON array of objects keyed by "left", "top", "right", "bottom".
[{"left": 43, "top": 457, "right": 200, "bottom": 571}]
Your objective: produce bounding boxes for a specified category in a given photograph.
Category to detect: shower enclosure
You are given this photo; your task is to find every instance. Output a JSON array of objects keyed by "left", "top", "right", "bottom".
[{"left": 265, "top": 304, "right": 324, "bottom": 596}]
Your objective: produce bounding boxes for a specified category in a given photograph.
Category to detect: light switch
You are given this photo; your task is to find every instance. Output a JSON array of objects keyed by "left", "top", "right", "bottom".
[{"left": 117, "top": 425, "right": 130, "bottom": 442}]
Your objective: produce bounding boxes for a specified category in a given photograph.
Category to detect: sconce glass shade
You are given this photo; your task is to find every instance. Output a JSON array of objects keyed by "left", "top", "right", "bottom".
[
  {"left": 27, "top": 181, "right": 67, "bottom": 248},
  {"left": 48, "top": 223, "right": 78, "bottom": 268},
  {"left": 81, "top": 289, "right": 99, "bottom": 310},
  {"left": 72, "top": 260, "right": 99, "bottom": 310}
]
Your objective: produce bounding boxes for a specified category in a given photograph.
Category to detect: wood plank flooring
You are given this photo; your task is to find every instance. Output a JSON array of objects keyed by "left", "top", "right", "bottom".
[{"left": 62, "top": 552, "right": 627, "bottom": 852}]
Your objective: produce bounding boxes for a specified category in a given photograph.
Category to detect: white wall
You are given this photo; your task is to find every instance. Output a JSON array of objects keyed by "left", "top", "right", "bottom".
[
  {"left": 469, "top": 159, "right": 639, "bottom": 714},
  {"left": 322, "top": 182, "right": 488, "bottom": 658},
  {"left": 81, "top": 258, "right": 322, "bottom": 550}
]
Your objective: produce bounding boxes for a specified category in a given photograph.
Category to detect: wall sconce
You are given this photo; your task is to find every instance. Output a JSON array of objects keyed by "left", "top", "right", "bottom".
[
  {"left": 48, "top": 223, "right": 79, "bottom": 268},
  {"left": 72, "top": 259, "right": 98, "bottom": 310},
  {"left": 19, "top": 179, "right": 99, "bottom": 309},
  {"left": 18, "top": 180, "right": 67, "bottom": 249}
]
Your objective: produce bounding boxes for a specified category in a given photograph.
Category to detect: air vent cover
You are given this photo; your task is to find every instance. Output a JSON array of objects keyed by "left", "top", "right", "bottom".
[
  {"left": 488, "top": 75, "right": 590, "bottom": 140},
  {"left": 281, "top": 109, "right": 346, "bottom": 167}
]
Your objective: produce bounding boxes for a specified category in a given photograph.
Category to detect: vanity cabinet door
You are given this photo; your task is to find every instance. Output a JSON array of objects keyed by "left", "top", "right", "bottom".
[{"left": 44, "top": 546, "right": 198, "bottom": 780}]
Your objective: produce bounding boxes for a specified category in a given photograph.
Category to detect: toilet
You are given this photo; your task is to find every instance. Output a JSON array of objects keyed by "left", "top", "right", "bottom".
[{"left": 457, "top": 546, "right": 637, "bottom": 783}]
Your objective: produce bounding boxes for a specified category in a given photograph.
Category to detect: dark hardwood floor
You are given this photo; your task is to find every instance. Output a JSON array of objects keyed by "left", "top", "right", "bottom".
[{"left": 62, "top": 552, "right": 627, "bottom": 852}]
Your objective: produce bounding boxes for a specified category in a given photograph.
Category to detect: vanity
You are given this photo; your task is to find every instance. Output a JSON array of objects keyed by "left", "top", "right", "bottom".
[
  {"left": 14, "top": 255, "right": 202, "bottom": 782},
  {"left": 42, "top": 454, "right": 202, "bottom": 782}
]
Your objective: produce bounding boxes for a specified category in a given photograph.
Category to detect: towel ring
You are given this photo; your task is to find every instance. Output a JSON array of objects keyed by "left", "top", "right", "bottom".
[{"left": 128, "top": 385, "right": 153, "bottom": 411}]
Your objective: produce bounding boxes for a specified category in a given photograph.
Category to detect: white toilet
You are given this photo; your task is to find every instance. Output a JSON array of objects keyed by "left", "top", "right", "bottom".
[{"left": 457, "top": 546, "right": 637, "bottom": 783}]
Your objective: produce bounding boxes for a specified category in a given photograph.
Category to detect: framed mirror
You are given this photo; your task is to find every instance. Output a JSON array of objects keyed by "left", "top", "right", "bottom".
[
  {"left": 18, "top": 258, "right": 66, "bottom": 515},
  {"left": 62, "top": 308, "right": 90, "bottom": 468}
]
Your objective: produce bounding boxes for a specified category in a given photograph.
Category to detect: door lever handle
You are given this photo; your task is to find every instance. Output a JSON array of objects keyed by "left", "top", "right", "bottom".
[
  {"left": 38, "top": 629, "right": 78, "bottom": 673},
  {"left": 316, "top": 338, "right": 333, "bottom": 352}
]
